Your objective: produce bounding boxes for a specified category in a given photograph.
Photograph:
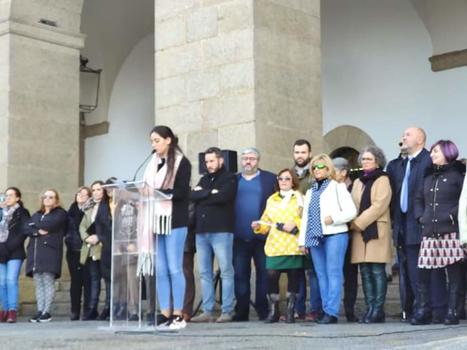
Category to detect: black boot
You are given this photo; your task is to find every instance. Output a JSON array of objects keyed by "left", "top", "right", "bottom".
[
  {"left": 411, "top": 283, "right": 432, "bottom": 325},
  {"left": 285, "top": 293, "right": 296, "bottom": 324},
  {"left": 445, "top": 279, "right": 460, "bottom": 325},
  {"left": 367, "top": 264, "right": 387, "bottom": 323},
  {"left": 360, "top": 264, "right": 375, "bottom": 324},
  {"left": 264, "top": 294, "right": 280, "bottom": 324},
  {"left": 82, "top": 308, "right": 98, "bottom": 321}
]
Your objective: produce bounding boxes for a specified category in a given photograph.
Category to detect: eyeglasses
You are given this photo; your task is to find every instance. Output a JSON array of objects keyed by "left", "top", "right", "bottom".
[
  {"left": 42, "top": 195, "right": 56, "bottom": 200},
  {"left": 241, "top": 157, "right": 258, "bottom": 162},
  {"left": 277, "top": 177, "right": 292, "bottom": 181},
  {"left": 312, "top": 163, "right": 327, "bottom": 170}
]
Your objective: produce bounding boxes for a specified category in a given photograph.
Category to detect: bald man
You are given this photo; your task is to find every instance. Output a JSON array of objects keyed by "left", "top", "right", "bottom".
[{"left": 387, "top": 127, "right": 447, "bottom": 324}]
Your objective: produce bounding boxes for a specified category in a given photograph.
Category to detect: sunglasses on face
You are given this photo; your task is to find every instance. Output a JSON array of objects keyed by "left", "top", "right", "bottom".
[
  {"left": 277, "top": 176, "right": 292, "bottom": 181},
  {"left": 312, "top": 163, "right": 327, "bottom": 170}
]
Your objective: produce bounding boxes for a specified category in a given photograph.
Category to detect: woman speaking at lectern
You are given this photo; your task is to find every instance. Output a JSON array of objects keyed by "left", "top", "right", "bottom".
[{"left": 140, "top": 125, "right": 191, "bottom": 331}]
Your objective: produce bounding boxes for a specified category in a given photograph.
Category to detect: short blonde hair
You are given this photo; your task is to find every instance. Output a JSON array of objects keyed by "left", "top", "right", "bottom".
[{"left": 310, "top": 153, "right": 336, "bottom": 180}]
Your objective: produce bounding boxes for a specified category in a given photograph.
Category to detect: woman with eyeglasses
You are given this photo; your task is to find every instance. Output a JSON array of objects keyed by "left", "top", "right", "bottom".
[
  {"left": 252, "top": 168, "right": 304, "bottom": 324},
  {"left": 79, "top": 180, "right": 112, "bottom": 321},
  {"left": 25, "top": 189, "right": 68, "bottom": 323},
  {"left": 299, "top": 154, "right": 357, "bottom": 324},
  {"left": 0, "top": 187, "right": 30, "bottom": 323},
  {"left": 64, "top": 186, "right": 92, "bottom": 321},
  {"left": 349, "top": 146, "right": 392, "bottom": 323}
]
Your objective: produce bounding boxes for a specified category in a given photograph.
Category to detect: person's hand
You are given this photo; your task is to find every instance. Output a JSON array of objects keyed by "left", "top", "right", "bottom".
[
  {"left": 299, "top": 246, "right": 309, "bottom": 255},
  {"left": 127, "top": 243, "right": 137, "bottom": 253},
  {"left": 324, "top": 216, "right": 333, "bottom": 225},
  {"left": 85, "top": 235, "right": 99, "bottom": 245},
  {"left": 211, "top": 189, "right": 219, "bottom": 194},
  {"left": 193, "top": 186, "right": 202, "bottom": 191},
  {"left": 283, "top": 221, "right": 296, "bottom": 233},
  {"left": 251, "top": 221, "right": 260, "bottom": 230},
  {"left": 38, "top": 229, "right": 48, "bottom": 236}
]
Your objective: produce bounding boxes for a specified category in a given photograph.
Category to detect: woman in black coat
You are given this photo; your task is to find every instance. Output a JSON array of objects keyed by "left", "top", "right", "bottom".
[
  {"left": 26, "top": 189, "right": 68, "bottom": 323},
  {"left": 0, "top": 187, "right": 30, "bottom": 323},
  {"left": 412, "top": 140, "right": 466, "bottom": 326},
  {"left": 65, "top": 186, "right": 92, "bottom": 320}
]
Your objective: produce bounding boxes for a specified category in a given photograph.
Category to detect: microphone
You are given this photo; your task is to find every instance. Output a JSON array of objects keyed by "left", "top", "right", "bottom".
[{"left": 132, "top": 150, "right": 156, "bottom": 182}]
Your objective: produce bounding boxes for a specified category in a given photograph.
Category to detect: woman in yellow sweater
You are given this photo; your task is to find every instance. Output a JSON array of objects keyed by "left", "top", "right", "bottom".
[{"left": 252, "top": 168, "right": 304, "bottom": 324}]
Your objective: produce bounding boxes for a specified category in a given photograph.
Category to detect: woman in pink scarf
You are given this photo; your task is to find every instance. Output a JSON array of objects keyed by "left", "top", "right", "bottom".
[{"left": 141, "top": 126, "right": 191, "bottom": 331}]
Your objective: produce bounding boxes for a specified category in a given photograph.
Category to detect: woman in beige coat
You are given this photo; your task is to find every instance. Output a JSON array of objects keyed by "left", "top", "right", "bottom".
[{"left": 350, "top": 145, "right": 392, "bottom": 324}]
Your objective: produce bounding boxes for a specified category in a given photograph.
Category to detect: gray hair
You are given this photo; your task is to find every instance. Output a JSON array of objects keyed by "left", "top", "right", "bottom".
[
  {"left": 241, "top": 147, "right": 261, "bottom": 159},
  {"left": 358, "top": 145, "right": 387, "bottom": 168}
]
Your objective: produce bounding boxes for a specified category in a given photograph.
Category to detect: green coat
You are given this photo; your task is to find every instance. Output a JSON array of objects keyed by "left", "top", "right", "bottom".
[{"left": 79, "top": 207, "right": 102, "bottom": 265}]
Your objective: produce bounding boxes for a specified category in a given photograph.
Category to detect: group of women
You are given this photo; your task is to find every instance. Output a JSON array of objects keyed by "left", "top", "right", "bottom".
[
  {"left": 0, "top": 125, "right": 466, "bottom": 329},
  {"left": 253, "top": 140, "right": 466, "bottom": 326}
]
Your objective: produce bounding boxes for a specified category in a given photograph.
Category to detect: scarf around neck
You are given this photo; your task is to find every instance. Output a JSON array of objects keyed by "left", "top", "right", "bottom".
[
  {"left": 358, "top": 168, "right": 388, "bottom": 243},
  {"left": 0, "top": 204, "right": 20, "bottom": 243},
  {"left": 304, "top": 179, "right": 330, "bottom": 247},
  {"left": 138, "top": 150, "right": 184, "bottom": 276}
]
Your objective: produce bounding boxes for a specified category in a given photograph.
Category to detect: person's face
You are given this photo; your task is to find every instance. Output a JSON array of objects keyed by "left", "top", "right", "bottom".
[
  {"left": 430, "top": 145, "right": 447, "bottom": 166},
  {"left": 76, "top": 189, "right": 90, "bottom": 205},
  {"left": 401, "top": 128, "right": 422, "bottom": 154},
  {"left": 42, "top": 190, "right": 58, "bottom": 209},
  {"left": 4, "top": 189, "right": 20, "bottom": 207},
  {"left": 150, "top": 132, "right": 171, "bottom": 157},
  {"left": 293, "top": 144, "right": 311, "bottom": 167},
  {"left": 241, "top": 152, "right": 259, "bottom": 175},
  {"left": 361, "top": 152, "right": 378, "bottom": 172},
  {"left": 311, "top": 161, "right": 329, "bottom": 181},
  {"left": 335, "top": 168, "right": 348, "bottom": 183},
  {"left": 277, "top": 171, "right": 293, "bottom": 191},
  {"left": 92, "top": 184, "right": 104, "bottom": 202},
  {"left": 205, "top": 153, "right": 223, "bottom": 174}
]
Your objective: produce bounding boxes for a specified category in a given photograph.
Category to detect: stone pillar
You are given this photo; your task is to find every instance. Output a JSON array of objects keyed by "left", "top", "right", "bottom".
[
  {"left": 155, "top": 0, "right": 321, "bottom": 174},
  {"left": 0, "top": 1, "right": 84, "bottom": 207}
]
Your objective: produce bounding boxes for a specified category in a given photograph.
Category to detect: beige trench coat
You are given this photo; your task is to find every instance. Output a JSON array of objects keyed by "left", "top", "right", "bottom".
[{"left": 350, "top": 175, "right": 393, "bottom": 264}]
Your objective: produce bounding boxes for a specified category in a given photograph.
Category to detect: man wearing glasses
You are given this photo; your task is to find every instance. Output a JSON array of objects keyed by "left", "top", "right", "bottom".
[{"left": 232, "top": 148, "right": 276, "bottom": 321}]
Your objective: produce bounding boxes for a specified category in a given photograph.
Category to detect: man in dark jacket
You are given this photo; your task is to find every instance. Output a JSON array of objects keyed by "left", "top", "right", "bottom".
[
  {"left": 387, "top": 127, "right": 447, "bottom": 322},
  {"left": 232, "top": 147, "right": 276, "bottom": 321},
  {"left": 191, "top": 147, "right": 237, "bottom": 323}
]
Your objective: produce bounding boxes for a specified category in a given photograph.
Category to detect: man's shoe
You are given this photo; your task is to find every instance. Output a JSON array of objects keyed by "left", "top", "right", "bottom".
[
  {"left": 97, "top": 307, "right": 110, "bottom": 321},
  {"left": 70, "top": 312, "right": 80, "bottom": 321},
  {"left": 38, "top": 312, "right": 52, "bottom": 323},
  {"left": 6, "top": 310, "right": 17, "bottom": 323},
  {"left": 306, "top": 311, "right": 321, "bottom": 322},
  {"left": 400, "top": 311, "right": 411, "bottom": 323},
  {"left": 345, "top": 312, "right": 359, "bottom": 323},
  {"left": 82, "top": 308, "right": 98, "bottom": 321},
  {"left": 191, "top": 312, "right": 216, "bottom": 323},
  {"left": 156, "top": 314, "right": 169, "bottom": 325},
  {"left": 29, "top": 311, "right": 43, "bottom": 323},
  {"left": 216, "top": 313, "right": 233, "bottom": 323},
  {"left": 317, "top": 314, "right": 338, "bottom": 324}
]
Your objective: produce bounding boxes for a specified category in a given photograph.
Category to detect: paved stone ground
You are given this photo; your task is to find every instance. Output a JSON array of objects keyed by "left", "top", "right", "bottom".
[{"left": 3, "top": 317, "right": 467, "bottom": 350}]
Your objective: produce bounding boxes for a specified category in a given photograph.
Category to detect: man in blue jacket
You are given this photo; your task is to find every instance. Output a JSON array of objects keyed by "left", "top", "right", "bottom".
[
  {"left": 387, "top": 127, "right": 447, "bottom": 323},
  {"left": 232, "top": 148, "right": 276, "bottom": 321}
]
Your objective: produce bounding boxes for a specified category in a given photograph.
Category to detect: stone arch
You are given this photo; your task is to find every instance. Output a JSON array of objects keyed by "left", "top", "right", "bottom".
[{"left": 323, "top": 125, "right": 375, "bottom": 156}]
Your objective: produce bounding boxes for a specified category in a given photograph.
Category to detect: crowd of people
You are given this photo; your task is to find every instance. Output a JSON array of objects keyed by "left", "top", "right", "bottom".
[{"left": 0, "top": 125, "right": 466, "bottom": 333}]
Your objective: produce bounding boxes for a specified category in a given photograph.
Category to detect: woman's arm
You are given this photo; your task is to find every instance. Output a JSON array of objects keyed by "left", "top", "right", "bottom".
[{"left": 330, "top": 182, "right": 358, "bottom": 225}]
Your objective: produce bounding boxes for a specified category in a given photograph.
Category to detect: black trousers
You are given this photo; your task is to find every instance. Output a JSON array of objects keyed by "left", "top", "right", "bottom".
[
  {"left": 66, "top": 249, "right": 90, "bottom": 315},
  {"left": 267, "top": 269, "right": 300, "bottom": 295},
  {"left": 343, "top": 241, "right": 358, "bottom": 314}
]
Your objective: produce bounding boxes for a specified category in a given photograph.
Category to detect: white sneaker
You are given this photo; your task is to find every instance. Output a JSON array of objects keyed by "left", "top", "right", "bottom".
[{"left": 157, "top": 315, "right": 186, "bottom": 332}]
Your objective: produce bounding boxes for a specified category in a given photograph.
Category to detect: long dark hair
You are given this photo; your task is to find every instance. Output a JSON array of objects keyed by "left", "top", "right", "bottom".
[
  {"left": 90, "top": 180, "right": 110, "bottom": 203},
  {"left": 150, "top": 125, "right": 183, "bottom": 186},
  {"left": 5, "top": 187, "right": 24, "bottom": 207}
]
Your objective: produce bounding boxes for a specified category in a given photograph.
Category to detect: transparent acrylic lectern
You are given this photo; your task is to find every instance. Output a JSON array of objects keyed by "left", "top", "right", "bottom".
[{"left": 104, "top": 181, "right": 171, "bottom": 332}]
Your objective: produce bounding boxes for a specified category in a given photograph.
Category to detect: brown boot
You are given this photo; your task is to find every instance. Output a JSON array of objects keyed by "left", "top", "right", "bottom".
[
  {"left": 0, "top": 310, "right": 6, "bottom": 323},
  {"left": 6, "top": 310, "right": 17, "bottom": 323}
]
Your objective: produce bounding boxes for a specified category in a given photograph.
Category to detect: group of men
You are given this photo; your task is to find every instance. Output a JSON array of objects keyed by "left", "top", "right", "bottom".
[{"left": 187, "top": 127, "right": 450, "bottom": 323}]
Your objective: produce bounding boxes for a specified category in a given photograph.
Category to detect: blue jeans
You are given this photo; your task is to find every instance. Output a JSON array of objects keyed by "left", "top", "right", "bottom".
[
  {"left": 0, "top": 259, "right": 23, "bottom": 310},
  {"left": 196, "top": 232, "right": 235, "bottom": 314},
  {"left": 310, "top": 233, "right": 348, "bottom": 317},
  {"left": 155, "top": 227, "right": 187, "bottom": 311},
  {"left": 233, "top": 239, "right": 268, "bottom": 319},
  {"left": 296, "top": 266, "right": 322, "bottom": 315}
]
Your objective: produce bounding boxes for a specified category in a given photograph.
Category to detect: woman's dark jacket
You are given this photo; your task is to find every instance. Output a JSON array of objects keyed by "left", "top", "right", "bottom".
[
  {"left": 160, "top": 156, "right": 192, "bottom": 229},
  {"left": 415, "top": 161, "right": 466, "bottom": 237},
  {"left": 64, "top": 202, "right": 85, "bottom": 252},
  {"left": 0, "top": 206, "right": 30, "bottom": 264},
  {"left": 95, "top": 200, "right": 112, "bottom": 279},
  {"left": 25, "top": 207, "right": 68, "bottom": 279}
]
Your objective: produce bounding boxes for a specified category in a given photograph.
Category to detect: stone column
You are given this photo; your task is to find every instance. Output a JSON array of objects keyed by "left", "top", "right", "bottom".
[
  {"left": 0, "top": 1, "right": 84, "bottom": 207},
  {"left": 155, "top": 0, "right": 321, "bottom": 174}
]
